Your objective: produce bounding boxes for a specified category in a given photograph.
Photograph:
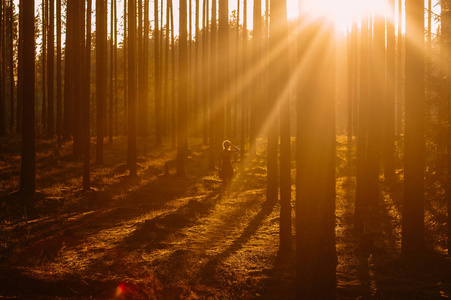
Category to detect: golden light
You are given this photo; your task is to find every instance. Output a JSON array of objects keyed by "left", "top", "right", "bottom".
[{"left": 298, "top": 0, "right": 391, "bottom": 30}]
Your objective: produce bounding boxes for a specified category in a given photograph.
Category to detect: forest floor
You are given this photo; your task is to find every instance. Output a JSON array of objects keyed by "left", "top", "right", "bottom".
[{"left": 0, "top": 136, "right": 451, "bottom": 299}]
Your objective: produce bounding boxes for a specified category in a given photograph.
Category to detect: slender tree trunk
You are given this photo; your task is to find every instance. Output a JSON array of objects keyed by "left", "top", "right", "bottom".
[
  {"left": 250, "top": 0, "right": 261, "bottom": 156},
  {"left": 123, "top": 0, "right": 127, "bottom": 135},
  {"left": 63, "top": 0, "right": 73, "bottom": 140},
  {"left": 233, "top": 0, "right": 239, "bottom": 138},
  {"left": 194, "top": 0, "right": 199, "bottom": 137},
  {"left": 47, "top": 0, "right": 54, "bottom": 136},
  {"left": 385, "top": 0, "right": 396, "bottom": 184},
  {"left": 56, "top": 0, "right": 61, "bottom": 146},
  {"left": 218, "top": 0, "right": 228, "bottom": 142},
  {"left": 177, "top": 0, "right": 188, "bottom": 176},
  {"left": 267, "top": 0, "right": 279, "bottom": 205},
  {"left": 114, "top": 0, "right": 118, "bottom": 136},
  {"left": 347, "top": 25, "right": 353, "bottom": 142},
  {"left": 109, "top": 0, "right": 114, "bottom": 143},
  {"left": 42, "top": 0, "right": 46, "bottom": 132},
  {"left": 397, "top": 0, "right": 404, "bottom": 136},
  {"left": 208, "top": 0, "right": 217, "bottom": 169},
  {"left": 143, "top": 0, "right": 149, "bottom": 138},
  {"left": 365, "top": 16, "right": 384, "bottom": 212},
  {"left": 17, "top": 1, "right": 23, "bottom": 134},
  {"left": 402, "top": 0, "right": 425, "bottom": 256},
  {"left": 296, "top": 19, "right": 336, "bottom": 299},
  {"left": 72, "top": 0, "right": 82, "bottom": 159},
  {"left": 0, "top": 0, "right": 4, "bottom": 136},
  {"left": 155, "top": 0, "right": 161, "bottom": 144},
  {"left": 137, "top": 0, "right": 143, "bottom": 137},
  {"left": 164, "top": 0, "right": 170, "bottom": 138},
  {"left": 127, "top": 0, "right": 137, "bottom": 176},
  {"left": 240, "top": 0, "right": 246, "bottom": 162},
  {"left": 202, "top": 0, "right": 209, "bottom": 145},
  {"left": 355, "top": 15, "right": 370, "bottom": 235},
  {"left": 20, "top": 0, "right": 35, "bottom": 195},
  {"left": 170, "top": 0, "right": 176, "bottom": 148},
  {"left": 83, "top": 0, "right": 92, "bottom": 191},
  {"left": 96, "top": 0, "right": 106, "bottom": 164},
  {"left": 8, "top": 0, "right": 14, "bottom": 132}
]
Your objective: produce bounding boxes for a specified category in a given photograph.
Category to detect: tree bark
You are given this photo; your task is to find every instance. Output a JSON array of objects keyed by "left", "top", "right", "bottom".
[
  {"left": 20, "top": 0, "right": 35, "bottom": 195},
  {"left": 402, "top": 0, "right": 425, "bottom": 256}
]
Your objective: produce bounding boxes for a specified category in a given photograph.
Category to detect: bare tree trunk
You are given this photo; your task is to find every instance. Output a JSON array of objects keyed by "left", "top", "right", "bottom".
[
  {"left": 0, "top": 0, "right": 4, "bottom": 136},
  {"left": 17, "top": 1, "right": 23, "bottom": 134},
  {"left": 170, "top": 0, "right": 176, "bottom": 148},
  {"left": 20, "top": 0, "right": 35, "bottom": 195},
  {"left": 56, "top": 0, "right": 62, "bottom": 146},
  {"left": 72, "top": 0, "right": 83, "bottom": 159},
  {"left": 127, "top": 0, "right": 137, "bottom": 176},
  {"left": 123, "top": 0, "right": 127, "bottom": 135},
  {"left": 63, "top": 0, "right": 73, "bottom": 140},
  {"left": 250, "top": 0, "right": 261, "bottom": 156},
  {"left": 47, "top": 0, "right": 54, "bottom": 136},
  {"left": 218, "top": 0, "right": 228, "bottom": 141},
  {"left": 154, "top": 0, "right": 161, "bottom": 144},
  {"left": 402, "top": 0, "right": 425, "bottom": 256},
  {"left": 355, "top": 15, "right": 370, "bottom": 235},
  {"left": 240, "top": 0, "right": 246, "bottom": 162},
  {"left": 42, "top": 0, "right": 47, "bottom": 132},
  {"left": 177, "top": 0, "right": 188, "bottom": 176},
  {"left": 208, "top": 0, "right": 217, "bottom": 169},
  {"left": 384, "top": 0, "right": 396, "bottom": 184},
  {"left": 83, "top": 0, "right": 92, "bottom": 191},
  {"left": 109, "top": 0, "right": 114, "bottom": 143},
  {"left": 202, "top": 0, "right": 209, "bottom": 145},
  {"left": 96, "top": 0, "right": 106, "bottom": 164},
  {"left": 296, "top": 20, "right": 336, "bottom": 299}
]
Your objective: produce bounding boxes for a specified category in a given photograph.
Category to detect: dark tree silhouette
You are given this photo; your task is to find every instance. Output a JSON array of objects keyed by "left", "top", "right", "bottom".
[
  {"left": 384, "top": 0, "right": 396, "bottom": 184},
  {"left": 47, "top": 0, "right": 54, "bottom": 136},
  {"left": 72, "top": 0, "right": 82, "bottom": 159},
  {"left": 272, "top": 0, "right": 291, "bottom": 252},
  {"left": 96, "top": 0, "right": 107, "bottom": 164},
  {"left": 83, "top": 0, "right": 92, "bottom": 191},
  {"left": 208, "top": 0, "right": 217, "bottom": 169},
  {"left": 63, "top": 0, "right": 74, "bottom": 140},
  {"left": 20, "top": 0, "right": 35, "bottom": 195},
  {"left": 177, "top": 0, "right": 188, "bottom": 176},
  {"left": 42, "top": 0, "right": 47, "bottom": 132},
  {"left": 127, "top": 0, "right": 137, "bottom": 177},
  {"left": 355, "top": 14, "right": 370, "bottom": 235},
  {"left": 296, "top": 20, "right": 336, "bottom": 298},
  {"left": 0, "top": 0, "right": 4, "bottom": 136},
  {"left": 56, "top": 0, "right": 62, "bottom": 147},
  {"left": 155, "top": 0, "right": 162, "bottom": 144},
  {"left": 250, "top": 0, "right": 261, "bottom": 156},
  {"left": 402, "top": 0, "right": 425, "bottom": 256}
]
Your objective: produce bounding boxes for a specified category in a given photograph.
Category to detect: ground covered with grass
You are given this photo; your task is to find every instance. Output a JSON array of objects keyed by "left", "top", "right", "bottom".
[{"left": 0, "top": 136, "right": 450, "bottom": 299}]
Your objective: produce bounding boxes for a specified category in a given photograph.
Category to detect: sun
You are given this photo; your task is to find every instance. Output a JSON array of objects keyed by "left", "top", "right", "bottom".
[{"left": 297, "top": 0, "right": 391, "bottom": 31}]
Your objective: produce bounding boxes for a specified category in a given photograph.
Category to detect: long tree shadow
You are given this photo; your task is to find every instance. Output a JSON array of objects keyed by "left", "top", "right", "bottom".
[{"left": 195, "top": 200, "right": 277, "bottom": 285}]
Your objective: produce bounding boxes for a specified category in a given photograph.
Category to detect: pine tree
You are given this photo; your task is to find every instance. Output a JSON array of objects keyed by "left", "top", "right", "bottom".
[
  {"left": 127, "top": 0, "right": 137, "bottom": 176},
  {"left": 20, "top": 0, "right": 35, "bottom": 195},
  {"left": 47, "top": 0, "right": 54, "bottom": 136},
  {"left": 402, "top": 0, "right": 425, "bottom": 256},
  {"left": 177, "top": 0, "right": 188, "bottom": 176},
  {"left": 83, "top": 0, "right": 92, "bottom": 191},
  {"left": 96, "top": 0, "right": 106, "bottom": 164}
]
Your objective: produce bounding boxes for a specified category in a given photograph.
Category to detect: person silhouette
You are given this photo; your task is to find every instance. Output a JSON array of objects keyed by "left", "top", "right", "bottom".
[{"left": 218, "top": 140, "right": 240, "bottom": 194}]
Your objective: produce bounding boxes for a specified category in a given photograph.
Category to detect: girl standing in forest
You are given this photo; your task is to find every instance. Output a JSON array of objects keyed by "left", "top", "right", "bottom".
[{"left": 219, "top": 140, "right": 240, "bottom": 194}]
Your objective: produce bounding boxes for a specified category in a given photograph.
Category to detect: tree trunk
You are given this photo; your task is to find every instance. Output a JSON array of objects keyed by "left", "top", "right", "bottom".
[
  {"left": 56, "top": 0, "right": 62, "bottom": 146},
  {"left": 123, "top": 0, "right": 127, "bottom": 135},
  {"left": 83, "top": 0, "right": 92, "bottom": 191},
  {"left": 250, "top": 0, "right": 261, "bottom": 156},
  {"left": 385, "top": 0, "right": 396, "bottom": 184},
  {"left": 355, "top": 15, "right": 370, "bottom": 235},
  {"left": 17, "top": 1, "right": 23, "bottom": 134},
  {"left": 20, "top": 0, "right": 35, "bottom": 195},
  {"left": 42, "top": 0, "right": 46, "bottom": 132},
  {"left": 202, "top": 0, "right": 208, "bottom": 145},
  {"left": 63, "top": 0, "right": 73, "bottom": 140},
  {"left": 267, "top": 0, "right": 279, "bottom": 205},
  {"left": 72, "top": 0, "right": 82, "bottom": 159},
  {"left": 109, "top": 0, "right": 114, "bottom": 143},
  {"left": 96, "top": 0, "right": 106, "bottom": 164},
  {"left": 170, "top": 0, "right": 176, "bottom": 148},
  {"left": 402, "top": 0, "right": 425, "bottom": 256},
  {"left": 155, "top": 0, "right": 161, "bottom": 143},
  {"left": 177, "top": 0, "right": 188, "bottom": 176},
  {"left": 240, "top": 0, "right": 247, "bottom": 163},
  {"left": 218, "top": 0, "right": 228, "bottom": 142},
  {"left": 127, "top": 0, "right": 137, "bottom": 176},
  {"left": 47, "top": 0, "right": 54, "bottom": 136},
  {"left": 208, "top": 0, "right": 217, "bottom": 169},
  {"left": 296, "top": 20, "right": 336, "bottom": 298},
  {"left": 0, "top": 0, "right": 4, "bottom": 136}
]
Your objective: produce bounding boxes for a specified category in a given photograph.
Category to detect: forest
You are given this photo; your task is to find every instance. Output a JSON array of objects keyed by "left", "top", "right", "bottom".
[{"left": 0, "top": 0, "right": 450, "bottom": 299}]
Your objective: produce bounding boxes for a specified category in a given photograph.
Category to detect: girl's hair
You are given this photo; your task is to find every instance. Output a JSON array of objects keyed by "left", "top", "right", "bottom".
[{"left": 222, "top": 140, "right": 231, "bottom": 150}]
